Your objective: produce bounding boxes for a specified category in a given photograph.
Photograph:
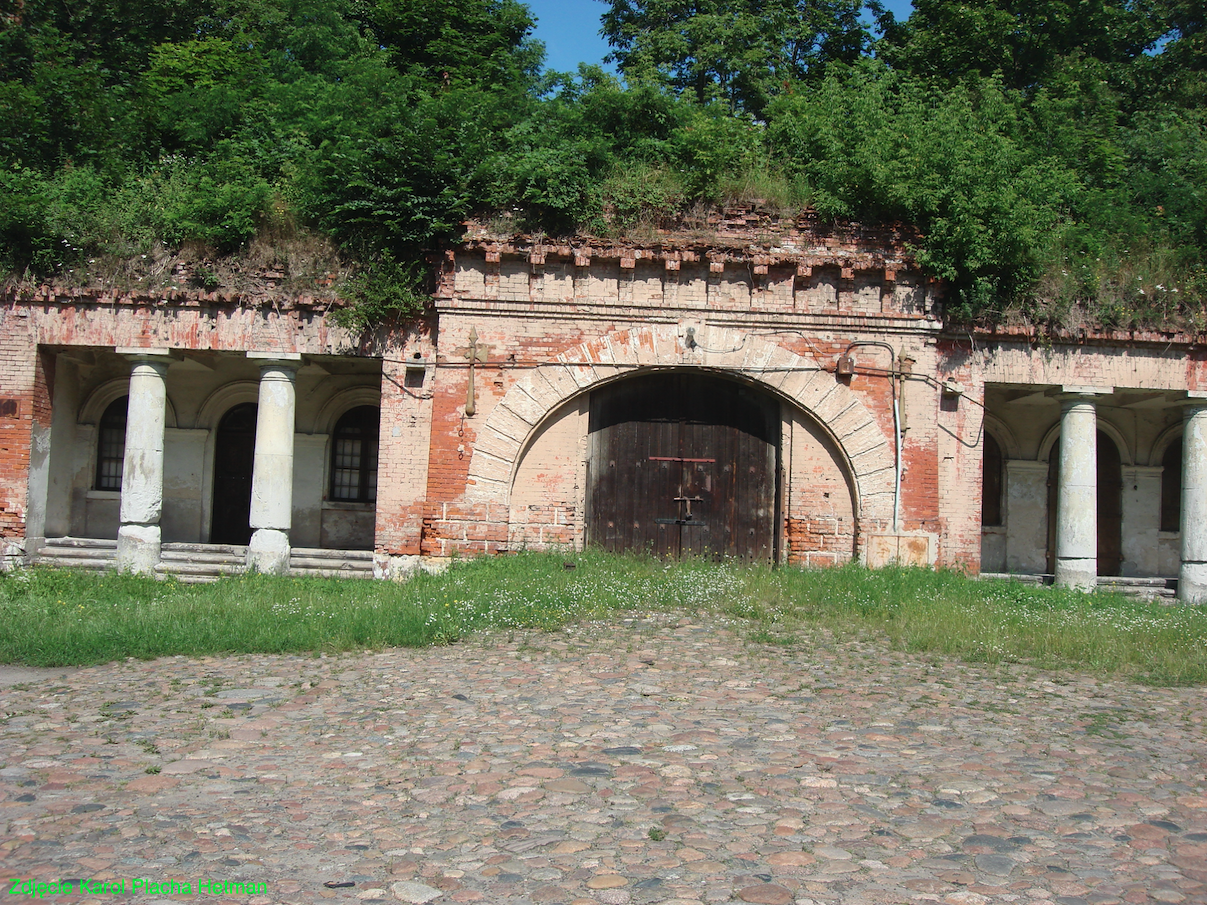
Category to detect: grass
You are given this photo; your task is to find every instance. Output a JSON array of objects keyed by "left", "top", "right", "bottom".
[{"left": 2, "top": 552, "right": 1207, "bottom": 685}]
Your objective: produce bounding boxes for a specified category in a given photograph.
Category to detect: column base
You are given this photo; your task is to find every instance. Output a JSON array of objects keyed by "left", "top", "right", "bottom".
[
  {"left": 1054, "top": 558, "right": 1097, "bottom": 592},
  {"left": 117, "top": 524, "right": 161, "bottom": 575},
  {"left": 247, "top": 528, "right": 291, "bottom": 575},
  {"left": 2, "top": 538, "right": 28, "bottom": 572},
  {"left": 1179, "top": 562, "right": 1207, "bottom": 603}
]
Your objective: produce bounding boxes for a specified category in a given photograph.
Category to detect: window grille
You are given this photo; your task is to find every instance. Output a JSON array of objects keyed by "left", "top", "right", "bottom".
[
  {"left": 95, "top": 396, "right": 128, "bottom": 491},
  {"left": 330, "top": 406, "right": 380, "bottom": 503}
]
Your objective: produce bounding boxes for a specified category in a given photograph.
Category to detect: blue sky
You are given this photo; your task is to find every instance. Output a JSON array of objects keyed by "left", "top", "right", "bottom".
[{"left": 525, "top": 0, "right": 917, "bottom": 74}]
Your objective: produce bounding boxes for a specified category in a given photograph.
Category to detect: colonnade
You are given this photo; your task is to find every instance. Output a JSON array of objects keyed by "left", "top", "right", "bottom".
[
  {"left": 1050, "top": 386, "right": 1207, "bottom": 602},
  {"left": 113, "top": 348, "right": 301, "bottom": 575}
]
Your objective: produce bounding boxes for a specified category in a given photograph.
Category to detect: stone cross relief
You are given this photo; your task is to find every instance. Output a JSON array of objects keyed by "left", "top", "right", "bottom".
[{"left": 455, "top": 326, "right": 492, "bottom": 416}]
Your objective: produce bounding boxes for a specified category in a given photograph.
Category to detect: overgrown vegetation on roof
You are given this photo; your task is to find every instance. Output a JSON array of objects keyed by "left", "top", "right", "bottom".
[{"left": 0, "top": 0, "right": 1204, "bottom": 329}]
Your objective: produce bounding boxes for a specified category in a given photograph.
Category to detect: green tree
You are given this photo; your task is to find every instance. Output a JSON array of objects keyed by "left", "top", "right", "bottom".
[
  {"left": 767, "top": 63, "right": 1077, "bottom": 315},
  {"left": 601, "top": 0, "right": 874, "bottom": 115},
  {"left": 879, "top": 0, "right": 1161, "bottom": 91},
  {"left": 360, "top": 0, "right": 543, "bottom": 91}
]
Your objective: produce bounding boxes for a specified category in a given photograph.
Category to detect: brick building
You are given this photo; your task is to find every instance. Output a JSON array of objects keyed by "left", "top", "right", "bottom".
[{"left": 3, "top": 213, "right": 1206, "bottom": 599}]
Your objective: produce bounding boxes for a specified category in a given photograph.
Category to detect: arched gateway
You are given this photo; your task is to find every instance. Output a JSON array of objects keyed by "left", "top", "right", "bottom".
[
  {"left": 466, "top": 325, "right": 896, "bottom": 561},
  {"left": 587, "top": 371, "right": 780, "bottom": 560}
]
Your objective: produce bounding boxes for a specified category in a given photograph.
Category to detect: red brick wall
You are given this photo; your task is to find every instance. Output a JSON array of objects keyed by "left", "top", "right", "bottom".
[{"left": 0, "top": 308, "right": 36, "bottom": 541}]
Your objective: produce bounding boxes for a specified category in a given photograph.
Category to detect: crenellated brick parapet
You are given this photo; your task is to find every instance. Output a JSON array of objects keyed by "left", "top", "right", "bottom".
[{"left": 440, "top": 217, "right": 941, "bottom": 321}]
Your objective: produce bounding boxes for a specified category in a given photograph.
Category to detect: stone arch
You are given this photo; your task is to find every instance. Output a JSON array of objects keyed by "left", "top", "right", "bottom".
[
  {"left": 468, "top": 324, "right": 895, "bottom": 525},
  {"left": 982, "top": 412, "right": 1020, "bottom": 460},
  {"left": 1151, "top": 422, "right": 1184, "bottom": 468},
  {"left": 196, "top": 380, "right": 261, "bottom": 431},
  {"left": 1039, "top": 415, "right": 1132, "bottom": 466},
  {"left": 313, "top": 386, "right": 383, "bottom": 437},
  {"left": 1038, "top": 422, "right": 1061, "bottom": 463},
  {"left": 79, "top": 377, "right": 178, "bottom": 428},
  {"left": 1095, "top": 417, "right": 1133, "bottom": 467}
]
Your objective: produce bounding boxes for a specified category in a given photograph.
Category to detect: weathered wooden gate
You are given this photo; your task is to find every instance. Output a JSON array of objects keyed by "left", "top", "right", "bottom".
[{"left": 586, "top": 372, "right": 779, "bottom": 561}]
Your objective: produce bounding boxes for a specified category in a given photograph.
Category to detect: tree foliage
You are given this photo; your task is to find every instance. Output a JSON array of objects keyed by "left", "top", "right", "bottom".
[
  {"left": 0, "top": 0, "right": 1205, "bottom": 327},
  {"left": 601, "top": 0, "right": 875, "bottom": 115}
]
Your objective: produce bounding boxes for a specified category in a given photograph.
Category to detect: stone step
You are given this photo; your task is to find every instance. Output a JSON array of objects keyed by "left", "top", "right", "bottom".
[
  {"left": 1097, "top": 576, "right": 1174, "bottom": 588},
  {"left": 38, "top": 547, "right": 117, "bottom": 563},
  {"left": 157, "top": 561, "right": 245, "bottom": 576},
  {"left": 980, "top": 572, "right": 1045, "bottom": 585},
  {"left": 289, "top": 547, "right": 374, "bottom": 579},
  {"left": 32, "top": 538, "right": 376, "bottom": 581},
  {"left": 37, "top": 557, "right": 115, "bottom": 572},
  {"left": 291, "top": 547, "right": 374, "bottom": 561},
  {"left": 290, "top": 555, "right": 375, "bottom": 571},
  {"left": 981, "top": 572, "right": 1178, "bottom": 600},
  {"left": 159, "top": 550, "right": 246, "bottom": 566},
  {"left": 162, "top": 542, "right": 248, "bottom": 557},
  {"left": 40, "top": 536, "right": 117, "bottom": 550},
  {"left": 34, "top": 537, "right": 118, "bottom": 572}
]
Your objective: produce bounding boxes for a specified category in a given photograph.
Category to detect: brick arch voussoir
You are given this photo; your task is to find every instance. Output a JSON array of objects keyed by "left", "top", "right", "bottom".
[{"left": 466, "top": 325, "right": 894, "bottom": 519}]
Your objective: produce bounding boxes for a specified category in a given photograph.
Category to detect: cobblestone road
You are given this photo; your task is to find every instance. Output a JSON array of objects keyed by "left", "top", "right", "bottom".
[{"left": 3, "top": 614, "right": 1206, "bottom": 905}]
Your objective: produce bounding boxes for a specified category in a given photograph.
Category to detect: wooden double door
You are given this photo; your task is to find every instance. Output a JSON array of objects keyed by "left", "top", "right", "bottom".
[{"left": 586, "top": 372, "right": 779, "bottom": 561}]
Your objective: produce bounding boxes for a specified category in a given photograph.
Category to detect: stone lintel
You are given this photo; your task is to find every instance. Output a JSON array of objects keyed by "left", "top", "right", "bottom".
[
  {"left": 1005, "top": 459, "right": 1051, "bottom": 475},
  {"left": 1122, "top": 465, "right": 1164, "bottom": 477}
]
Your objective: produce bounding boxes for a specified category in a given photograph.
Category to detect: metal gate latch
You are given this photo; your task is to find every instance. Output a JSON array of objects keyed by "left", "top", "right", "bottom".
[{"left": 674, "top": 495, "right": 704, "bottom": 519}]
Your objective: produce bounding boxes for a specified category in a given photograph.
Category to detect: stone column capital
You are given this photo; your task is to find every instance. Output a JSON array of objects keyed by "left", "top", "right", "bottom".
[
  {"left": 116, "top": 347, "right": 172, "bottom": 368},
  {"left": 1180, "top": 391, "right": 1207, "bottom": 414},
  {"left": 247, "top": 351, "right": 302, "bottom": 372},
  {"left": 1056, "top": 387, "right": 1111, "bottom": 407}
]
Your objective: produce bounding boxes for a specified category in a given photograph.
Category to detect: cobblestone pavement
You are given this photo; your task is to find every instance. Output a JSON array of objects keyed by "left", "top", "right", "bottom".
[{"left": 3, "top": 613, "right": 1206, "bottom": 905}]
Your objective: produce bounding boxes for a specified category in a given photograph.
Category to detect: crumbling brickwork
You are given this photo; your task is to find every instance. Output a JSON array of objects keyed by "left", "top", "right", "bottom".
[{"left": 7, "top": 213, "right": 1202, "bottom": 578}]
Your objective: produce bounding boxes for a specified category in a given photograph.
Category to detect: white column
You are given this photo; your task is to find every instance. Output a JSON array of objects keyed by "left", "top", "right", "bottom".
[
  {"left": 115, "top": 349, "right": 172, "bottom": 574},
  {"left": 1054, "top": 392, "right": 1100, "bottom": 590},
  {"left": 1179, "top": 397, "right": 1207, "bottom": 602},
  {"left": 246, "top": 353, "right": 300, "bottom": 574}
]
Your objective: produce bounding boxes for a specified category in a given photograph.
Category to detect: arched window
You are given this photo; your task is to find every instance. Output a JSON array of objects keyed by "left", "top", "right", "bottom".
[
  {"left": 1161, "top": 441, "right": 1182, "bottom": 533},
  {"left": 982, "top": 432, "right": 1003, "bottom": 527},
  {"left": 330, "top": 406, "right": 380, "bottom": 503},
  {"left": 95, "top": 396, "right": 128, "bottom": 491}
]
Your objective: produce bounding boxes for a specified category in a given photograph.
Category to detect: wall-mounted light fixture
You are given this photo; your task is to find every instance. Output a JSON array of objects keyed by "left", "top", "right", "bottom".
[{"left": 405, "top": 352, "right": 428, "bottom": 388}]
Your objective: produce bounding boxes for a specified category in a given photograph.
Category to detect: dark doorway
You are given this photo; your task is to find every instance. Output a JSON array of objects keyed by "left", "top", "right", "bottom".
[
  {"left": 1097, "top": 434, "right": 1123, "bottom": 574},
  {"left": 586, "top": 372, "right": 779, "bottom": 561},
  {"left": 211, "top": 403, "right": 257, "bottom": 545},
  {"left": 982, "top": 432, "right": 1003, "bottom": 527},
  {"left": 1045, "top": 431, "right": 1123, "bottom": 575},
  {"left": 1161, "top": 440, "right": 1182, "bottom": 533}
]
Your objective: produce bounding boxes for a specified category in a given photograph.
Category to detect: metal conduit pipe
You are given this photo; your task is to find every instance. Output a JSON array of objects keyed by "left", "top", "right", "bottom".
[{"left": 841, "top": 341, "right": 902, "bottom": 534}]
